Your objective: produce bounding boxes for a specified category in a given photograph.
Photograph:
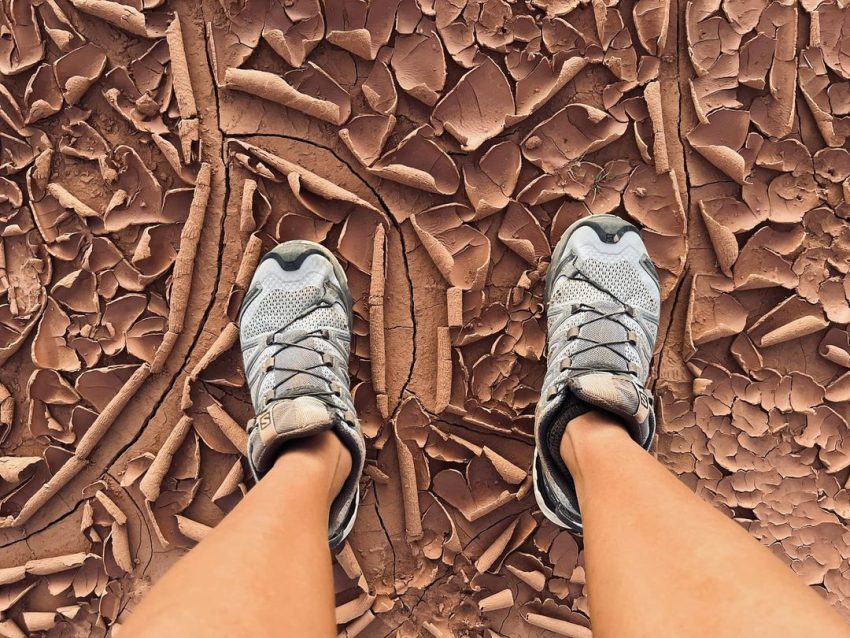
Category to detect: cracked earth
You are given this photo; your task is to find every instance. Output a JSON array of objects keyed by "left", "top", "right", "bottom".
[{"left": 0, "top": 0, "right": 849, "bottom": 635}]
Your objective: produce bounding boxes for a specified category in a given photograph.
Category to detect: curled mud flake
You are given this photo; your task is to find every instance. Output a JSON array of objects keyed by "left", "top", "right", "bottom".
[
  {"left": 432, "top": 57, "right": 516, "bottom": 152},
  {"left": 815, "top": 148, "right": 850, "bottom": 184},
  {"left": 498, "top": 202, "right": 550, "bottom": 265},
  {"left": 522, "top": 104, "right": 628, "bottom": 173},
  {"left": 126, "top": 316, "right": 166, "bottom": 363},
  {"left": 325, "top": 0, "right": 400, "bottom": 60},
  {"left": 207, "top": 0, "right": 265, "bottom": 84},
  {"left": 339, "top": 114, "right": 397, "bottom": 167},
  {"left": 731, "top": 332, "right": 763, "bottom": 375},
  {"left": 515, "top": 54, "right": 589, "bottom": 121},
  {"left": 371, "top": 125, "right": 460, "bottom": 195},
  {"left": 686, "top": 275, "right": 747, "bottom": 352},
  {"left": 435, "top": 327, "right": 452, "bottom": 413},
  {"left": 766, "top": 172, "right": 820, "bottom": 224},
  {"left": 749, "top": 2, "right": 797, "bottom": 139},
  {"left": 799, "top": 48, "right": 850, "bottom": 148},
  {"left": 722, "top": 0, "right": 769, "bottom": 34},
  {"left": 367, "top": 227, "right": 388, "bottom": 418},
  {"left": 102, "top": 146, "right": 163, "bottom": 232},
  {"left": 362, "top": 61, "right": 398, "bottom": 114},
  {"left": 700, "top": 196, "right": 764, "bottom": 235},
  {"left": 641, "top": 81, "right": 669, "bottom": 173},
  {"left": 391, "top": 24, "right": 447, "bottom": 106},
  {"left": 51, "top": 269, "right": 97, "bottom": 313},
  {"left": 232, "top": 141, "right": 381, "bottom": 223},
  {"left": 139, "top": 414, "right": 193, "bottom": 503},
  {"left": 739, "top": 33, "right": 774, "bottom": 90},
  {"left": 152, "top": 163, "right": 210, "bottom": 373},
  {"left": 411, "top": 204, "right": 491, "bottom": 290},
  {"left": 36, "top": 0, "right": 84, "bottom": 52},
  {"left": 46, "top": 182, "right": 99, "bottom": 220},
  {"left": 756, "top": 139, "right": 812, "bottom": 176},
  {"left": 688, "top": 12, "right": 742, "bottom": 76},
  {"left": 223, "top": 65, "right": 352, "bottom": 126},
  {"left": 76, "top": 364, "right": 141, "bottom": 413},
  {"left": 813, "top": 1, "right": 850, "bottom": 80},
  {"left": 262, "top": 0, "right": 324, "bottom": 68},
  {"left": 479, "top": 588, "right": 514, "bottom": 612},
  {"left": 698, "top": 200, "right": 738, "bottom": 276},
  {"left": 102, "top": 68, "right": 168, "bottom": 135},
  {"left": 166, "top": 14, "right": 197, "bottom": 120},
  {"left": 521, "top": 601, "right": 592, "bottom": 637},
  {"left": 431, "top": 465, "right": 511, "bottom": 522},
  {"left": 688, "top": 53, "right": 741, "bottom": 124},
  {"left": 394, "top": 398, "right": 430, "bottom": 539},
  {"left": 68, "top": 0, "right": 169, "bottom": 38},
  {"left": 0, "top": 0, "right": 43, "bottom": 76},
  {"left": 518, "top": 162, "right": 600, "bottom": 206},
  {"left": 749, "top": 295, "right": 829, "bottom": 348},
  {"left": 58, "top": 120, "right": 116, "bottom": 182},
  {"left": 463, "top": 141, "right": 521, "bottom": 217},
  {"left": 238, "top": 181, "right": 271, "bottom": 243},
  {"left": 439, "top": 12, "right": 483, "bottom": 69},
  {"left": 97, "top": 294, "right": 147, "bottom": 356},
  {"left": 541, "top": 17, "right": 588, "bottom": 58},
  {"left": 24, "top": 64, "right": 63, "bottom": 125},
  {"left": 634, "top": 0, "right": 670, "bottom": 55},
  {"left": 584, "top": 159, "right": 631, "bottom": 215},
  {"left": 338, "top": 209, "right": 386, "bottom": 274},
  {"left": 623, "top": 164, "right": 685, "bottom": 233},
  {"left": 687, "top": 108, "right": 750, "bottom": 184},
  {"left": 32, "top": 297, "right": 79, "bottom": 371},
  {"left": 820, "top": 328, "right": 850, "bottom": 368},
  {"left": 819, "top": 277, "right": 850, "bottom": 323}
]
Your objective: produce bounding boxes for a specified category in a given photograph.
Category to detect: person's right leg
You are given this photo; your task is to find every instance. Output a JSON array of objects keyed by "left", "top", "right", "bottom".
[{"left": 561, "top": 410, "right": 849, "bottom": 638}]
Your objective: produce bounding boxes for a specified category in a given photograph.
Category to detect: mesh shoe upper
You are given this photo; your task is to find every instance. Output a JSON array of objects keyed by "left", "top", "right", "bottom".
[
  {"left": 534, "top": 215, "right": 661, "bottom": 532},
  {"left": 239, "top": 241, "right": 364, "bottom": 548}
]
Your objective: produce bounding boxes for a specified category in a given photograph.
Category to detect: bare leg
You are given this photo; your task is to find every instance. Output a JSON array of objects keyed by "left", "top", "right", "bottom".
[
  {"left": 121, "top": 431, "right": 351, "bottom": 638},
  {"left": 561, "top": 410, "right": 849, "bottom": 638}
]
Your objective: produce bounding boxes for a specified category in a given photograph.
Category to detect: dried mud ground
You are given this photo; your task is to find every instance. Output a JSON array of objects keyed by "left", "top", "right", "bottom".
[{"left": 0, "top": 0, "right": 849, "bottom": 635}]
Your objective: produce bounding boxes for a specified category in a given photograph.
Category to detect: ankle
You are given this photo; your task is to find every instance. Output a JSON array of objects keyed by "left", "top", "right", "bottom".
[
  {"left": 559, "top": 410, "right": 633, "bottom": 480},
  {"left": 271, "top": 431, "right": 352, "bottom": 507}
]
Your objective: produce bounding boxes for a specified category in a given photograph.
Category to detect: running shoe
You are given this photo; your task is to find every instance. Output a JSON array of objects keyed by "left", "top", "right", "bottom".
[
  {"left": 534, "top": 214, "right": 661, "bottom": 532},
  {"left": 240, "top": 240, "right": 364, "bottom": 548}
]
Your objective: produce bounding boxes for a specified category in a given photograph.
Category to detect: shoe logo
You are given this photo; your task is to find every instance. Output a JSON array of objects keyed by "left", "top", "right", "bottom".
[{"left": 258, "top": 411, "right": 272, "bottom": 430}]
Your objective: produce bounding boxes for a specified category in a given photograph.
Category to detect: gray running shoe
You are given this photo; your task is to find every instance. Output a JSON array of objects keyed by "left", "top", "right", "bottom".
[
  {"left": 534, "top": 214, "right": 661, "bottom": 532},
  {"left": 239, "top": 240, "right": 364, "bottom": 548}
]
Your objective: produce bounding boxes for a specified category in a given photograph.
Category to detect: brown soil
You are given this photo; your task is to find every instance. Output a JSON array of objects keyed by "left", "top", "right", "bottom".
[{"left": 0, "top": 0, "right": 848, "bottom": 635}]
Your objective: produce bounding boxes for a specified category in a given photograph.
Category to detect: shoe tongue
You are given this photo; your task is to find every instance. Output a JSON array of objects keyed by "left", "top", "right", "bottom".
[{"left": 566, "top": 371, "right": 652, "bottom": 432}]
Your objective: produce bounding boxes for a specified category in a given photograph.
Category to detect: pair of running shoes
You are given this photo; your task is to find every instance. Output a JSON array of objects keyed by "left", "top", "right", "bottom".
[{"left": 239, "top": 214, "right": 660, "bottom": 546}]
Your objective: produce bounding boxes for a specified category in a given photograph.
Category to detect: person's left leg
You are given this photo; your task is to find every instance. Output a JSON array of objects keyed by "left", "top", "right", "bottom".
[{"left": 120, "top": 430, "right": 349, "bottom": 638}]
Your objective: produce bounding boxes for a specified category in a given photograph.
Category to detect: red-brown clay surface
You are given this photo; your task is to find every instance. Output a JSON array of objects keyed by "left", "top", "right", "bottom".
[{"left": 0, "top": 0, "right": 848, "bottom": 635}]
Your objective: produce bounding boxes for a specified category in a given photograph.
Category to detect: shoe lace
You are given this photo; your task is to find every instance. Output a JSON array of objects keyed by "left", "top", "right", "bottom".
[
  {"left": 554, "top": 266, "right": 641, "bottom": 377},
  {"left": 261, "top": 283, "right": 349, "bottom": 404}
]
